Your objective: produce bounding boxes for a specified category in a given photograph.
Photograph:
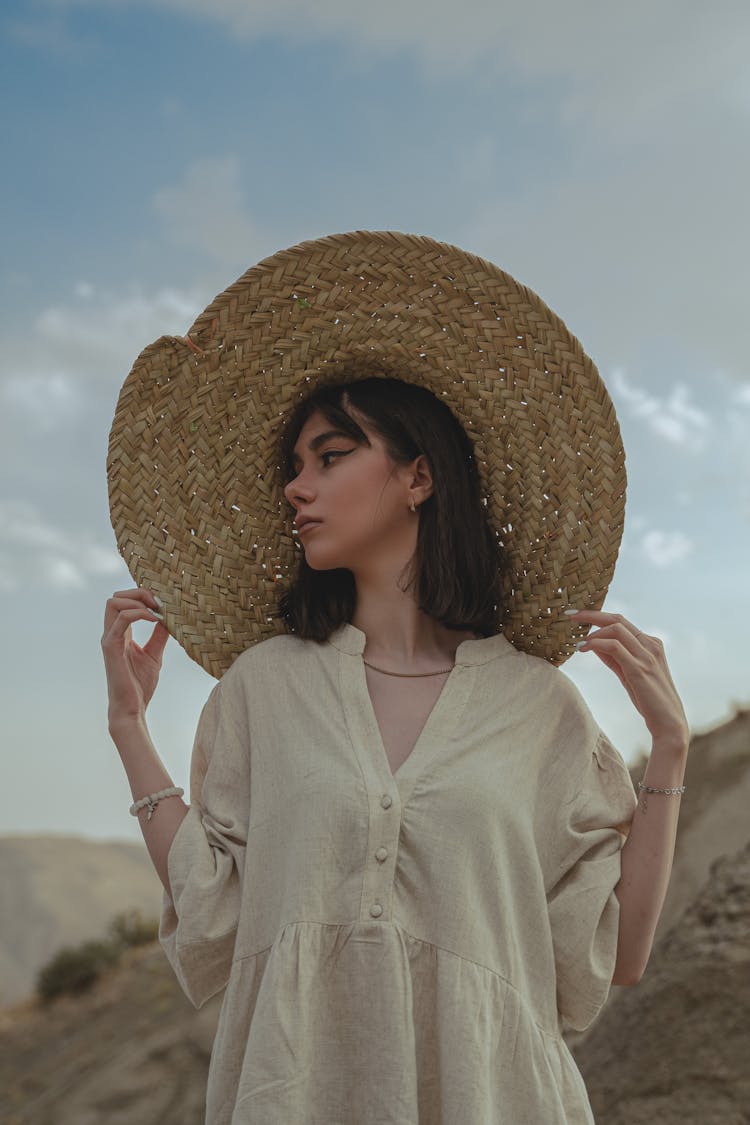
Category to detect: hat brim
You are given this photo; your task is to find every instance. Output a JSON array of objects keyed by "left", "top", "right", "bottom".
[{"left": 107, "top": 230, "right": 626, "bottom": 677}]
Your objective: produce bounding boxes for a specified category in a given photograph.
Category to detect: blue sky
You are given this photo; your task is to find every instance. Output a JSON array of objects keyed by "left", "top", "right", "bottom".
[{"left": 2, "top": 0, "right": 749, "bottom": 842}]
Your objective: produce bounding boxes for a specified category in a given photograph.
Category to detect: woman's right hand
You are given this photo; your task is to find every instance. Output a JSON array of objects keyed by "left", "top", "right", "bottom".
[{"left": 102, "top": 587, "right": 169, "bottom": 727}]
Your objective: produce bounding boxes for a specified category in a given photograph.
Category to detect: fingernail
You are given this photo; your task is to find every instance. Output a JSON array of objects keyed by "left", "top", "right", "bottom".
[
  {"left": 154, "top": 595, "right": 164, "bottom": 609},
  {"left": 574, "top": 640, "right": 587, "bottom": 649},
  {"left": 563, "top": 608, "right": 580, "bottom": 615},
  {"left": 151, "top": 609, "right": 164, "bottom": 620}
]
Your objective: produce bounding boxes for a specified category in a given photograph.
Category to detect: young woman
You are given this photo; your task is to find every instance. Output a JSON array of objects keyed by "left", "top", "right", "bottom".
[{"left": 103, "top": 232, "right": 690, "bottom": 1124}]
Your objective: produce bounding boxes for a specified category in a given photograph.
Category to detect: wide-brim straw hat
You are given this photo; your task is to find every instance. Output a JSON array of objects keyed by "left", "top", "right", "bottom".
[{"left": 107, "top": 229, "right": 626, "bottom": 678}]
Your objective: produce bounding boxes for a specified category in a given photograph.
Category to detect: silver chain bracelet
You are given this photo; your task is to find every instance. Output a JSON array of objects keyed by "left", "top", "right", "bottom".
[
  {"left": 637, "top": 781, "right": 686, "bottom": 796},
  {"left": 129, "top": 786, "right": 185, "bottom": 821}
]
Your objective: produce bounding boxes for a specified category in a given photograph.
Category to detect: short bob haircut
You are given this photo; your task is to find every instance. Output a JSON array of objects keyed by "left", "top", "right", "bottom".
[{"left": 274, "top": 375, "right": 513, "bottom": 644}]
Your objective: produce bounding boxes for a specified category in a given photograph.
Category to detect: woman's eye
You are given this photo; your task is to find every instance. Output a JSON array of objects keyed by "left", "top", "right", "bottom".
[
  {"left": 321, "top": 450, "right": 346, "bottom": 466},
  {"left": 287, "top": 449, "right": 352, "bottom": 482}
]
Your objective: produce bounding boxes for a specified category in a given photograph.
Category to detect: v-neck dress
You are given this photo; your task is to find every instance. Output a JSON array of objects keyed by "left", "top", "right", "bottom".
[{"left": 159, "top": 621, "right": 637, "bottom": 1124}]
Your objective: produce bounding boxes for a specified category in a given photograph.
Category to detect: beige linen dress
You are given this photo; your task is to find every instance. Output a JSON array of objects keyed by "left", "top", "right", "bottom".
[{"left": 159, "top": 621, "right": 637, "bottom": 1124}]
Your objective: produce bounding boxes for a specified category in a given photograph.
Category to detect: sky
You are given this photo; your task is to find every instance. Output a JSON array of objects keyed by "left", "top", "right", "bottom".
[{"left": 1, "top": 0, "right": 749, "bottom": 843}]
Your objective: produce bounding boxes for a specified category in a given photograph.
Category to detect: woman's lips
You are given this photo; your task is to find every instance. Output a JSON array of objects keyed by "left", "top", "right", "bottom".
[{"left": 298, "top": 520, "right": 323, "bottom": 536}]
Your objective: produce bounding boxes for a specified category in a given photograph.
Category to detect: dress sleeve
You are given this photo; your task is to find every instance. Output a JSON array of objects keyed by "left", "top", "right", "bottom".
[
  {"left": 546, "top": 729, "right": 637, "bottom": 1033},
  {"left": 158, "top": 670, "right": 250, "bottom": 1009}
]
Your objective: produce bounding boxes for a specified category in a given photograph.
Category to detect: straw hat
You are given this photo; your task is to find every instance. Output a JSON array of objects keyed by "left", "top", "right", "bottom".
[{"left": 107, "top": 229, "right": 626, "bottom": 678}]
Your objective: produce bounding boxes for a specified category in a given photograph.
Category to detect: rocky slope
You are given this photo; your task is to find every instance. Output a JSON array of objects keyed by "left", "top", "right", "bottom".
[
  {"left": 0, "top": 942, "right": 219, "bottom": 1125},
  {"left": 572, "top": 837, "right": 750, "bottom": 1124}
]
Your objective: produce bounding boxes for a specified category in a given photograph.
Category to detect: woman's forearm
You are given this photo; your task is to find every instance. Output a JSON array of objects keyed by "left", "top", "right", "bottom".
[
  {"left": 612, "top": 735, "right": 689, "bottom": 984},
  {"left": 109, "top": 715, "right": 189, "bottom": 898}
]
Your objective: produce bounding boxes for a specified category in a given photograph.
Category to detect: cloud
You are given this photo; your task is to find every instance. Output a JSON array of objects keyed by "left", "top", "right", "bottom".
[
  {"left": 640, "top": 529, "right": 694, "bottom": 567},
  {"left": 152, "top": 157, "right": 263, "bottom": 269},
  {"left": 41, "top": 1, "right": 750, "bottom": 128},
  {"left": 0, "top": 281, "right": 206, "bottom": 432},
  {"left": 35, "top": 281, "right": 202, "bottom": 358},
  {"left": 731, "top": 382, "right": 750, "bottom": 407},
  {"left": 5, "top": 13, "right": 97, "bottom": 57},
  {"left": 21, "top": 4, "right": 750, "bottom": 385},
  {"left": 2, "top": 371, "right": 84, "bottom": 434},
  {"left": 610, "top": 370, "right": 712, "bottom": 450},
  {"left": 0, "top": 274, "right": 267, "bottom": 595},
  {"left": 0, "top": 498, "right": 123, "bottom": 593},
  {"left": 0, "top": 278, "right": 210, "bottom": 567},
  {"left": 460, "top": 104, "right": 750, "bottom": 382}
]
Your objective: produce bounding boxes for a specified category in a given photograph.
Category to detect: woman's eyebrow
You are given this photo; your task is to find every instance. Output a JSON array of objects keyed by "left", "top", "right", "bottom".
[{"left": 290, "top": 430, "right": 352, "bottom": 466}]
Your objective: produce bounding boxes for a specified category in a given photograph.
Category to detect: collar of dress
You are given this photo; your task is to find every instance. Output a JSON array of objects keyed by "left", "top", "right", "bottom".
[{"left": 326, "top": 622, "right": 520, "bottom": 668}]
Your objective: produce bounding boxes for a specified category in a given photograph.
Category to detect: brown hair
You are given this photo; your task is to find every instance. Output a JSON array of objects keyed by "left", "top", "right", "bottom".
[{"left": 274, "top": 376, "right": 512, "bottom": 643}]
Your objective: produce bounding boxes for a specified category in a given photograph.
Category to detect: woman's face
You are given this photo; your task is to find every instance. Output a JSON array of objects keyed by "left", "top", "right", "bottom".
[{"left": 283, "top": 408, "right": 423, "bottom": 575}]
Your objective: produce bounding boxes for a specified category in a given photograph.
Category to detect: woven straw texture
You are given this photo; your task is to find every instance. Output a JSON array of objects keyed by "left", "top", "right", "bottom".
[{"left": 107, "top": 230, "right": 626, "bottom": 678}]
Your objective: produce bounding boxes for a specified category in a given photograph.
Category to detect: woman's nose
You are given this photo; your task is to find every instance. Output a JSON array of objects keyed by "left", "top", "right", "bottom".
[{"left": 284, "top": 477, "right": 312, "bottom": 504}]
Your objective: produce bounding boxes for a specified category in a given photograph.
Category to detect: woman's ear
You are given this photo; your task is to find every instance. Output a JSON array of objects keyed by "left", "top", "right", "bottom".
[{"left": 409, "top": 453, "right": 434, "bottom": 501}]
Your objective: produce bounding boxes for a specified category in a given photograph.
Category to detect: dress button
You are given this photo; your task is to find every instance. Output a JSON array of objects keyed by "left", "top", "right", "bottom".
[
  {"left": 370, "top": 903, "right": 383, "bottom": 918},
  {"left": 381, "top": 794, "right": 393, "bottom": 809},
  {"left": 375, "top": 847, "right": 388, "bottom": 862}
]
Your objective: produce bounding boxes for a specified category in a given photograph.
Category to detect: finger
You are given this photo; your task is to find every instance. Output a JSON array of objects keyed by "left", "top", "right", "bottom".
[
  {"left": 567, "top": 610, "right": 641, "bottom": 639},
  {"left": 143, "top": 620, "right": 170, "bottom": 659},
  {"left": 104, "top": 600, "right": 163, "bottom": 638},
  {"left": 111, "top": 587, "right": 161, "bottom": 608},
  {"left": 578, "top": 631, "right": 649, "bottom": 663},
  {"left": 109, "top": 588, "right": 162, "bottom": 619}
]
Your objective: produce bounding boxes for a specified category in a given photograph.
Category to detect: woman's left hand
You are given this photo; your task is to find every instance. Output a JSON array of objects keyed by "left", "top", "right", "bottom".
[{"left": 568, "top": 610, "right": 689, "bottom": 748}]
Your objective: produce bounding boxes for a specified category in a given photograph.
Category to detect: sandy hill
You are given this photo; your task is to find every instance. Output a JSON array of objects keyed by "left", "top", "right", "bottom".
[{"left": 0, "top": 834, "right": 163, "bottom": 1008}]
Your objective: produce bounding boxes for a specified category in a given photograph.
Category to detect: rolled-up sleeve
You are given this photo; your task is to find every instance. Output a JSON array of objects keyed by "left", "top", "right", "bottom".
[
  {"left": 158, "top": 669, "right": 250, "bottom": 1008},
  {"left": 546, "top": 730, "right": 637, "bottom": 1032}
]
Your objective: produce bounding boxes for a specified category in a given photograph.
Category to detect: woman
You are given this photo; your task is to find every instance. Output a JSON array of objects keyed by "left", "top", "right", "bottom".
[{"left": 103, "top": 231, "right": 690, "bottom": 1123}]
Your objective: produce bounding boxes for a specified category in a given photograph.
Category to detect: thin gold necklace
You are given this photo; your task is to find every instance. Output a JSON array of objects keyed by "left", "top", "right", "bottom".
[{"left": 362, "top": 659, "right": 454, "bottom": 677}]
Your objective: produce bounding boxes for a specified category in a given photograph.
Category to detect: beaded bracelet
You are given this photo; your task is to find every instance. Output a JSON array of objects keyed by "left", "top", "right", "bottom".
[
  {"left": 129, "top": 786, "right": 185, "bottom": 821},
  {"left": 638, "top": 781, "right": 686, "bottom": 796}
]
